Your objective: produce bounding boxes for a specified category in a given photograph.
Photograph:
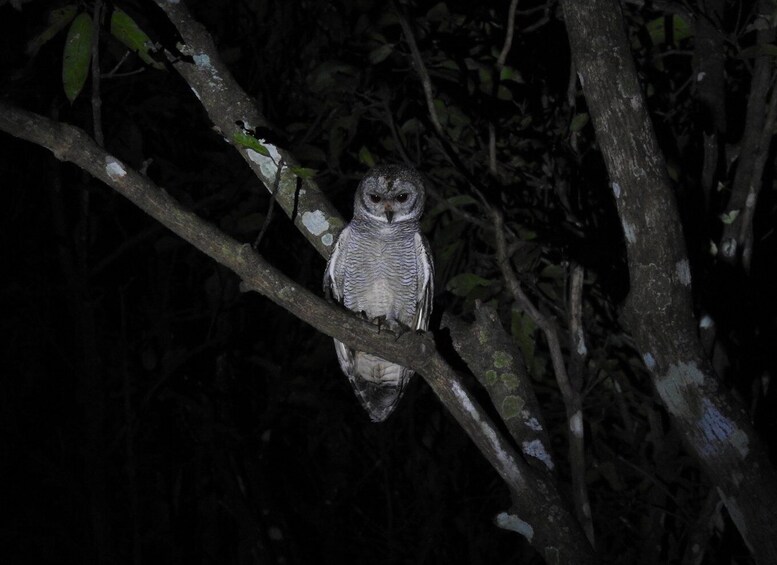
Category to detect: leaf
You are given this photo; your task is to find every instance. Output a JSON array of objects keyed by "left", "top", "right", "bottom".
[
  {"left": 719, "top": 209, "right": 740, "bottom": 224},
  {"left": 446, "top": 194, "right": 478, "bottom": 207},
  {"left": 232, "top": 132, "right": 270, "bottom": 156},
  {"left": 62, "top": 13, "right": 93, "bottom": 104},
  {"left": 646, "top": 15, "right": 693, "bottom": 46},
  {"left": 26, "top": 5, "right": 78, "bottom": 56},
  {"left": 290, "top": 166, "right": 317, "bottom": 179},
  {"left": 368, "top": 43, "right": 394, "bottom": 64},
  {"left": 738, "top": 44, "right": 777, "bottom": 59},
  {"left": 110, "top": 7, "right": 165, "bottom": 70},
  {"left": 446, "top": 273, "right": 492, "bottom": 297},
  {"left": 570, "top": 112, "right": 589, "bottom": 132},
  {"left": 358, "top": 146, "right": 375, "bottom": 167}
]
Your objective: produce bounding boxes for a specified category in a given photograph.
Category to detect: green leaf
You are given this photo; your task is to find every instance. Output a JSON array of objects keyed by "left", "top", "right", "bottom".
[
  {"left": 570, "top": 112, "right": 589, "bottom": 132},
  {"left": 646, "top": 15, "right": 693, "bottom": 46},
  {"left": 719, "top": 209, "right": 740, "bottom": 225},
  {"left": 232, "top": 132, "right": 270, "bottom": 156},
  {"left": 358, "top": 146, "right": 375, "bottom": 167},
  {"left": 368, "top": 43, "right": 394, "bottom": 64},
  {"left": 62, "top": 13, "right": 93, "bottom": 104},
  {"left": 26, "top": 5, "right": 78, "bottom": 56},
  {"left": 446, "top": 273, "right": 492, "bottom": 297},
  {"left": 290, "top": 166, "right": 317, "bottom": 179},
  {"left": 110, "top": 7, "right": 165, "bottom": 70},
  {"left": 446, "top": 194, "right": 478, "bottom": 207}
]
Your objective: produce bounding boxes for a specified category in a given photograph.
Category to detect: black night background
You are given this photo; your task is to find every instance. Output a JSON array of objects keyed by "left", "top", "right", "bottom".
[{"left": 1, "top": 0, "right": 776, "bottom": 563}]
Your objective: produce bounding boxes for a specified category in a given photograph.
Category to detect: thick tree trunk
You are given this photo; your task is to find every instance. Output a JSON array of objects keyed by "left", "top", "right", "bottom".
[{"left": 560, "top": 1, "right": 777, "bottom": 563}]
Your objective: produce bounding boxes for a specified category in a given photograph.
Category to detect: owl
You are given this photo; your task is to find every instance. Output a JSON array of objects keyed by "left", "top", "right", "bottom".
[{"left": 324, "top": 165, "right": 434, "bottom": 422}]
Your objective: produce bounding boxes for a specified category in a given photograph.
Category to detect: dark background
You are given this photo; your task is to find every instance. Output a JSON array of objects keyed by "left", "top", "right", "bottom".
[{"left": 1, "top": 0, "right": 775, "bottom": 563}]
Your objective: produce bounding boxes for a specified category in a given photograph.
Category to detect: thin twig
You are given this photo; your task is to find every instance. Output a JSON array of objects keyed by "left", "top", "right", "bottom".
[
  {"left": 396, "top": 9, "right": 444, "bottom": 137},
  {"left": 254, "top": 158, "right": 285, "bottom": 249},
  {"left": 497, "top": 0, "right": 521, "bottom": 69}
]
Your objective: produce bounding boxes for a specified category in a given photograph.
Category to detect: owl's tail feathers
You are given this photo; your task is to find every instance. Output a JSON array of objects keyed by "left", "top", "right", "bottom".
[{"left": 350, "top": 354, "right": 414, "bottom": 422}]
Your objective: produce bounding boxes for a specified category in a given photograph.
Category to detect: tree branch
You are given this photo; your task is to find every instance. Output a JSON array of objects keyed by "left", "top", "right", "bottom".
[
  {"left": 560, "top": 0, "right": 777, "bottom": 562},
  {"left": 0, "top": 100, "right": 595, "bottom": 564}
]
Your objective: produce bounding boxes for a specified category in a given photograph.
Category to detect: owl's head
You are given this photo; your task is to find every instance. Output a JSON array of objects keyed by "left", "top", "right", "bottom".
[{"left": 354, "top": 165, "right": 426, "bottom": 224}]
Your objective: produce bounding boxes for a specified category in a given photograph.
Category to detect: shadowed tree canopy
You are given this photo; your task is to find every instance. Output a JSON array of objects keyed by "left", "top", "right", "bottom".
[{"left": 1, "top": 0, "right": 776, "bottom": 564}]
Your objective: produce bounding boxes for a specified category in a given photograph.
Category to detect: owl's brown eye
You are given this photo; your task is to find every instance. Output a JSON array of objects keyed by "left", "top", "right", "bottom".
[
  {"left": 369, "top": 194, "right": 382, "bottom": 203},
  {"left": 396, "top": 193, "right": 409, "bottom": 203}
]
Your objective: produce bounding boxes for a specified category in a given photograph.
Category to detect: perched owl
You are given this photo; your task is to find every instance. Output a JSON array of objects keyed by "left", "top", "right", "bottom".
[{"left": 324, "top": 165, "right": 434, "bottom": 422}]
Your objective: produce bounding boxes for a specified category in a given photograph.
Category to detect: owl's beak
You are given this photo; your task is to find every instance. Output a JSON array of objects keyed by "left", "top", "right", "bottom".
[{"left": 384, "top": 208, "right": 395, "bottom": 223}]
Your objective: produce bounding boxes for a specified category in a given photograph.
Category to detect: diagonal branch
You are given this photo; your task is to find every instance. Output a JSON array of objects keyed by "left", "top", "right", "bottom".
[{"left": 0, "top": 100, "right": 595, "bottom": 564}]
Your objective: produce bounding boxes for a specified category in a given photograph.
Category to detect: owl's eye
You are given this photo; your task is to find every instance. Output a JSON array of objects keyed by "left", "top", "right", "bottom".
[
  {"left": 396, "top": 193, "right": 409, "bottom": 203},
  {"left": 369, "top": 194, "right": 382, "bottom": 203}
]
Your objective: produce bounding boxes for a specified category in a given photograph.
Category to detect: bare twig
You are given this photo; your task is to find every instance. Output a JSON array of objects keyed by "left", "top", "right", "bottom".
[
  {"left": 497, "top": 0, "right": 521, "bottom": 69},
  {"left": 254, "top": 157, "right": 285, "bottom": 249},
  {"left": 396, "top": 10, "right": 444, "bottom": 137}
]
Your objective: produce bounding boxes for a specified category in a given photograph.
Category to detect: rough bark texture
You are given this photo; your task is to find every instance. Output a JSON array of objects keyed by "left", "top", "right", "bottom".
[
  {"left": 560, "top": 1, "right": 777, "bottom": 563},
  {"left": 151, "top": 0, "right": 344, "bottom": 259},
  {"left": 0, "top": 101, "right": 595, "bottom": 564},
  {"left": 444, "top": 303, "right": 556, "bottom": 473}
]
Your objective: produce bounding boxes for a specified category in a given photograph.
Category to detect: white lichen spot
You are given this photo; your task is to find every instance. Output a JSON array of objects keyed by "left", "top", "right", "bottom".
[
  {"left": 630, "top": 96, "right": 640, "bottom": 110},
  {"left": 301, "top": 210, "right": 329, "bottom": 236},
  {"left": 525, "top": 417, "right": 542, "bottom": 431},
  {"left": 611, "top": 182, "right": 621, "bottom": 199},
  {"left": 699, "top": 315, "right": 714, "bottom": 330},
  {"left": 721, "top": 238, "right": 737, "bottom": 258},
  {"left": 676, "top": 259, "right": 691, "bottom": 286},
  {"left": 576, "top": 332, "right": 587, "bottom": 356},
  {"left": 696, "top": 72, "right": 706, "bottom": 82},
  {"left": 643, "top": 352, "right": 656, "bottom": 370},
  {"left": 622, "top": 220, "right": 637, "bottom": 243},
  {"left": 570, "top": 410, "right": 583, "bottom": 437},
  {"left": 666, "top": 361, "right": 705, "bottom": 386},
  {"left": 655, "top": 361, "right": 703, "bottom": 416},
  {"left": 745, "top": 192, "right": 756, "bottom": 208},
  {"left": 105, "top": 158, "right": 127, "bottom": 180},
  {"left": 193, "top": 53, "right": 211, "bottom": 68},
  {"left": 522, "top": 439, "right": 555, "bottom": 471},
  {"left": 246, "top": 148, "right": 283, "bottom": 180},
  {"left": 451, "top": 380, "right": 478, "bottom": 417},
  {"left": 321, "top": 233, "right": 334, "bottom": 247},
  {"left": 495, "top": 512, "right": 534, "bottom": 541}
]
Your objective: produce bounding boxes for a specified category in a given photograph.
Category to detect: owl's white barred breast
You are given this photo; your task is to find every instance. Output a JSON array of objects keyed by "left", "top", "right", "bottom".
[{"left": 341, "top": 219, "right": 420, "bottom": 325}]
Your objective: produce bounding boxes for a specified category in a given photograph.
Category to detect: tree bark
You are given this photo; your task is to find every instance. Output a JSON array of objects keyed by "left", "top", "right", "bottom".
[{"left": 560, "top": 1, "right": 777, "bottom": 563}]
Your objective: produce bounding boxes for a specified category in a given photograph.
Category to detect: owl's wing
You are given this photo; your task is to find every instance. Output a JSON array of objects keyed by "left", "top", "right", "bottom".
[
  {"left": 323, "top": 226, "right": 357, "bottom": 377},
  {"left": 413, "top": 232, "right": 434, "bottom": 331},
  {"left": 323, "top": 225, "right": 351, "bottom": 302}
]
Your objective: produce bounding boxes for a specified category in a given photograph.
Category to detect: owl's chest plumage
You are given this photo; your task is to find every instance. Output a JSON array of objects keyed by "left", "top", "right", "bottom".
[{"left": 340, "top": 222, "right": 419, "bottom": 324}]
